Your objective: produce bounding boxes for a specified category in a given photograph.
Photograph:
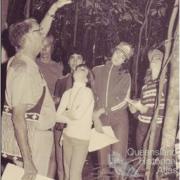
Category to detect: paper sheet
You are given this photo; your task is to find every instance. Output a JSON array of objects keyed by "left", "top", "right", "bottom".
[
  {"left": 2, "top": 163, "right": 54, "bottom": 180},
  {"left": 89, "top": 126, "right": 119, "bottom": 152}
]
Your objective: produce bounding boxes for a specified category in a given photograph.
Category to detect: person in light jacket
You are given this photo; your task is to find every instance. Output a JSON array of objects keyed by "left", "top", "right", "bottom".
[{"left": 56, "top": 64, "right": 95, "bottom": 180}]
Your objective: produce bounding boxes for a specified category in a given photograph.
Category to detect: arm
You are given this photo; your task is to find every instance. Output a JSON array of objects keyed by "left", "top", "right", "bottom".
[
  {"left": 92, "top": 66, "right": 102, "bottom": 111},
  {"left": 12, "top": 105, "right": 37, "bottom": 180},
  {"left": 10, "top": 64, "right": 38, "bottom": 179},
  {"left": 40, "top": 0, "right": 72, "bottom": 37},
  {"left": 56, "top": 91, "right": 70, "bottom": 123},
  {"left": 128, "top": 103, "right": 138, "bottom": 114},
  {"left": 127, "top": 99, "right": 148, "bottom": 114},
  {"left": 111, "top": 73, "right": 131, "bottom": 111},
  {"left": 68, "top": 89, "right": 94, "bottom": 120},
  {"left": 54, "top": 79, "right": 62, "bottom": 105},
  {"left": 54, "top": 77, "right": 67, "bottom": 105},
  {"left": 92, "top": 108, "right": 105, "bottom": 133}
]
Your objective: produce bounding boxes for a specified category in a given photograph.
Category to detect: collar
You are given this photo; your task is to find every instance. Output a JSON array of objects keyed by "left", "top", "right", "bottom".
[
  {"left": 15, "top": 53, "right": 38, "bottom": 70},
  {"left": 106, "top": 61, "right": 122, "bottom": 71},
  {"left": 147, "top": 78, "right": 159, "bottom": 84},
  {"left": 73, "top": 82, "right": 86, "bottom": 88}
]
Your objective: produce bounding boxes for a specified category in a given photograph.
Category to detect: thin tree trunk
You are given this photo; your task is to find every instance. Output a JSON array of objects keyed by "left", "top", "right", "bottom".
[
  {"left": 132, "top": 0, "right": 153, "bottom": 97},
  {"left": 73, "top": 1, "right": 79, "bottom": 47},
  {"left": 2, "top": 0, "right": 9, "bottom": 31},
  {"left": 92, "top": 29, "right": 97, "bottom": 67},
  {"left": 144, "top": 0, "right": 179, "bottom": 179},
  {"left": 24, "top": 0, "right": 32, "bottom": 18}
]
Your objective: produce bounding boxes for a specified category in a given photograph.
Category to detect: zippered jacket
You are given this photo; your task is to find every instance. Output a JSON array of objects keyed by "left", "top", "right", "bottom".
[{"left": 92, "top": 61, "right": 131, "bottom": 113}]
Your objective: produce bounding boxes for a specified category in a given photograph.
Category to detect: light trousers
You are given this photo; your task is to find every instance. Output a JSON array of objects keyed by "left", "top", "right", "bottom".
[
  {"left": 63, "top": 134, "right": 89, "bottom": 180},
  {"left": 14, "top": 130, "right": 53, "bottom": 177}
]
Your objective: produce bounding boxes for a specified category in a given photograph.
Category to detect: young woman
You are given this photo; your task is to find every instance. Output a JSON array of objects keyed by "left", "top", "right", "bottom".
[{"left": 56, "top": 64, "right": 95, "bottom": 180}]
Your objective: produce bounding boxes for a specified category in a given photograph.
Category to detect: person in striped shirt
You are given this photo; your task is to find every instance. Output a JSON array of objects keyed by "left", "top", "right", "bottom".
[{"left": 128, "top": 49, "right": 167, "bottom": 150}]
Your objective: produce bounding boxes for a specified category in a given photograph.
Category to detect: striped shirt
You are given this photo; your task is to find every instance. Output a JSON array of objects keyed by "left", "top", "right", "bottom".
[{"left": 138, "top": 79, "right": 167, "bottom": 124}]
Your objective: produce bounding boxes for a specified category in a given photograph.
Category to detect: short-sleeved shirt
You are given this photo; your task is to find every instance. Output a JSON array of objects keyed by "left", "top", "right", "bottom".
[
  {"left": 36, "top": 59, "right": 63, "bottom": 96},
  {"left": 5, "top": 53, "right": 56, "bottom": 130}
]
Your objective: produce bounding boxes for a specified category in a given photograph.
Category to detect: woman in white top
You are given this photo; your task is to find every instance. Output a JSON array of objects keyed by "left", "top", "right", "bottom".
[{"left": 56, "top": 64, "right": 94, "bottom": 180}]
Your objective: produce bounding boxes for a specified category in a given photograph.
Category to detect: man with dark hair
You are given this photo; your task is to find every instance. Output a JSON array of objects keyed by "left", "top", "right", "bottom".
[
  {"left": 2, "top": 1, "right": 71, "bottom": 180},
  {"left": 37, "top": 35, "right": 63, "bottom": 96},
  {"left": 36, "top": 34, "right": 63, "bottom": 178}
]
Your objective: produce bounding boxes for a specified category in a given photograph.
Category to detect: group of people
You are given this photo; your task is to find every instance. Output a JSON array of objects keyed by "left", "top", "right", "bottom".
[{"left": 2, "top": 0, "right": 167, "bottom": 180}]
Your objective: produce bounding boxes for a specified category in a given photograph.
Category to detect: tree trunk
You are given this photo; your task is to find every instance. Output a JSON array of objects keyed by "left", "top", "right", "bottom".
[
  {"left": 132, "top": 0, "right": 154, "bottom": 97},
  {"left": 73, "top": 1, "right": 79, "bottom": 47},
  {"left": 157, "top": 24, "right": 179, "bottom": 180},
  {"left": 24, "top": 0, "right": 32, "bottom": 18},
  {"left": 1, "top": 0, "right": 9, "bottom": 31},
  {"left": 144, "top": 0, "right": 179, "bottom": 179}
]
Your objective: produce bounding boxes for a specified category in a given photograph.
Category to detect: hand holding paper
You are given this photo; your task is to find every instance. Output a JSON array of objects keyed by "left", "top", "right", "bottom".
[
  {"left": 94, "top": 118, "right": 104, "bottom": 133},
  {"left": 93, "top": 108, "right": 105, "bottom": 133},
  {"left": 126, "top": 98, "right": 148, "bottom": 113}
]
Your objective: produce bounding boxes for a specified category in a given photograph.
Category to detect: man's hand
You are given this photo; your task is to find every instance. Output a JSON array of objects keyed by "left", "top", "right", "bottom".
[
  {"left": 49, "top": 0, "right": 72, "bottom": 13},
  {"left": 128, "top": 103, "right": 137, "bottom": 114},
  {"left": 126, "top": 99, "right": 148, "bottom": 114},
  {"left": 93, "top": 108, "right": 105, "bottom": 133},
  {"left": 22, "top": 161, "right": 37, "bottom": 180},
  {"left": 94, "top": 118, "right": 104, "bottom": 133},
  {"left": 55, "top": 0, "right": 72, "bottom": 8},
  {"left": 53, "top": 96, "right": 60, "bottom": 105},
  {"left": 93, "top": 108, "right": 105, "bottom": 118}
]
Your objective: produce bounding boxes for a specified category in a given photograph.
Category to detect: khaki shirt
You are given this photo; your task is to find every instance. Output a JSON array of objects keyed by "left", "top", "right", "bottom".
[{"left": 6, "top": 53, "right": 56, "bottom": 130}]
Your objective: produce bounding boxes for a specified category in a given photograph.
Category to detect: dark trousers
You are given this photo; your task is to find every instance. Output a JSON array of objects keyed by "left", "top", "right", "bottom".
[
  {"left": 98, "top": 109, "right": 129, "bottom": 180},
  {"left": 136, "top": 121, "right": 162, "bottom": 151}
]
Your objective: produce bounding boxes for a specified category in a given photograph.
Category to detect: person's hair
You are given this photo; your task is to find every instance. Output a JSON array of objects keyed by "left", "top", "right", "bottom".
[
  {"left": 68, "top": 47, "right": 83, "bottom": 62},
  {"left": 114, "top": 41, "right": 134, "bottom": 60},
  {"left": 75, "top": 64, "right": 95, "bottom": 88},
  {"left": 69, "top": 53, "right": 83, "bottom": 61},
  {"left": 9, "top": 18, "right": 37, "bottom": 49}
]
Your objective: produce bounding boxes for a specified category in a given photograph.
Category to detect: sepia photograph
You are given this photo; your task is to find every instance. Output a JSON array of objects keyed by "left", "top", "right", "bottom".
[{"left": 1, "top": 0, "right": 179, "bottom": 180}]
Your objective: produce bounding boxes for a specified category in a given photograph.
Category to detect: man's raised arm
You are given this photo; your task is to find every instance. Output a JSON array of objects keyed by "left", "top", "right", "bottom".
[{"left": 40, "top": 0, "right": 72, "bottom": 37}]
